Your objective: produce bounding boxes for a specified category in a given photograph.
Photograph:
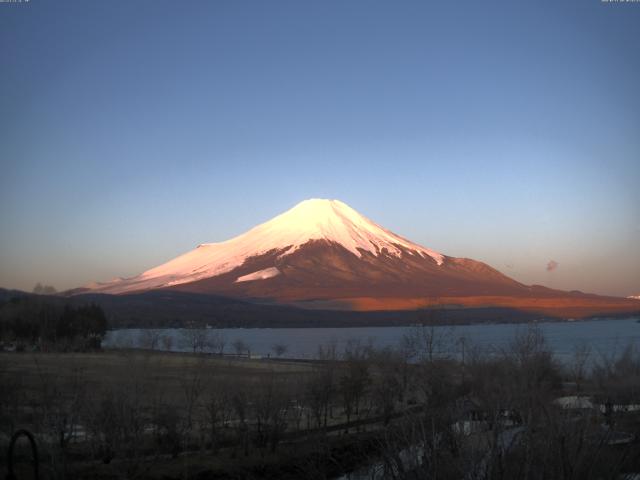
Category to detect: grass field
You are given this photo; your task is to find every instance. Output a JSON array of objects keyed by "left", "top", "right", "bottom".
[
  {"left": 1, "top": 349, "right": 314, "bottom": 385},
  {"left": 0, "top": 350, "right": 381, "bottom": 479},
  {"left": 0, "top": 349, "right": 315, "bottom": 417}
]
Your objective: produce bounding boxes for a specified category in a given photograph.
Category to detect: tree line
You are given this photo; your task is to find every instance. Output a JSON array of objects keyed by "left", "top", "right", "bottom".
[{"left": 0, "top": 296, "right": 108, "bottom": 351}]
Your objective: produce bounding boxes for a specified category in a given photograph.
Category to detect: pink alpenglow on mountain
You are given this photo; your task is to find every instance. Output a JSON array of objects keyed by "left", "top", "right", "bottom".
[
  {"left": 82, "top": 199, "right": 640, "bottom": 318},
  {"left": 87, "top": 199, "right": 444, "bottom": 294}
]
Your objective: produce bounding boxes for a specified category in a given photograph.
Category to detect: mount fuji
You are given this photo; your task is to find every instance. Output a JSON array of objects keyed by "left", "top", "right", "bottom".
[{"left": 76, "top": 199, "right": 639, "bottom": 319}]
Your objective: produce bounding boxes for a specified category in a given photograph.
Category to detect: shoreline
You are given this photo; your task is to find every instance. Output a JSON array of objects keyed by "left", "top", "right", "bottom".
[{"left": 106, "top": 312, "right": 640, "bottom": 331}]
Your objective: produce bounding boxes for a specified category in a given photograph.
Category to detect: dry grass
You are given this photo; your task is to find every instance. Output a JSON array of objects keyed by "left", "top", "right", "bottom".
[{"left": 0, "top": 350, "right": 314, "bottom": 407}]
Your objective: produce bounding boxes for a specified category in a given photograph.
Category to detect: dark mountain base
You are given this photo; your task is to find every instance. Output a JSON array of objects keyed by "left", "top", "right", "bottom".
[{"left": 3, "top": 289, "right": 637, "bottom": 329}]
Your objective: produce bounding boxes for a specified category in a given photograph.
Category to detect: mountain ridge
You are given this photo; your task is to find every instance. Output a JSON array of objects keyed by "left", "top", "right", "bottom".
[{"left": 75, "top": 199, "right": 640, "bottom": 320}]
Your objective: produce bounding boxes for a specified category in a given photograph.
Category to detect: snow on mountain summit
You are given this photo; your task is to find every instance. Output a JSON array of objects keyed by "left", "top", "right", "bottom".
[
  {"left": 210, "top": 198, "right": 444, "bottom": 262},
  {"left": 88, "top": 199, "right": 444, "bottom": 294}
]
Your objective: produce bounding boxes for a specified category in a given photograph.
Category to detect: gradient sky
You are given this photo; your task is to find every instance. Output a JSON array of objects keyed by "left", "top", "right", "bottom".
[{"left": 1, "top": 0, "right": 639, "bottom": 296}]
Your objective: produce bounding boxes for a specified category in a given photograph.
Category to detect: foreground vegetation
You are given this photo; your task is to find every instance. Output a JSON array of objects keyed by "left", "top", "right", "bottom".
[{"left": 1, "top": 323, "right": 639, "bottom": 479}]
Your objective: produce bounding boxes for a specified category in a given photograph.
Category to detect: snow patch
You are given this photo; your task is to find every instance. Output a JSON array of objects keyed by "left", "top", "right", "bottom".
[{"left": 235, "top": 267, "right": 280, "bottom": 283}]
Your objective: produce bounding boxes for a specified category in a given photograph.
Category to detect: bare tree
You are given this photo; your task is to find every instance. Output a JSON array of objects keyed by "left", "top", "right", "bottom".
[
  {"left": 209, "top": 331, "right": 226, "bottom": 355},
  {"left": 203, "top": 376, "right": 233, "bottom": 454},
  {"left": 340, "top": 340, "right": 371, "bottom": 430},
  {"left": 570, "top": 342, "right": 591, "bottom": 393},
  {"left": 151, "top": 402, "right": 181, "bottom": 458},
  {"left": 161, "top": 333, "right": 174, "bottom": 351},
  {"left": 179, "top": 358, "right": 206, "bottom": 452},
  {"left": 272, "top": 343, "right": 288, "bottom": 358},
  {"left": 306, "top": 346, "right": 337, "bottom": 429},
  {"left": 317, "top": 338, "right": 338, "bottom": 362},
  {"left": 402, "top": 322, "right": 454, "bottom": 363},
  {"left": 251, "top": 372, "right": 292, "bottom": 453},
  {"left": 33, "top": 356, "right": 86, "bottom": 477},
  {"left": 592, "top": 341, "right": 640, "bottom": 406},
  {"left": 139, "top": 328, "right": 162, "bottom": 350},
  {"left": 180, "top": 328, "right": 211, "bottom": 353},
  {"left": 230, "top": 385, "right": 251, "bottom": 456},
  {"left": 370, "top": 348, "right": 402, "bottom": 425},
  {"left": 84, "top": 354, "right": 153, "bottom": 478},
  {"left": 232, "top": 339, "right": 249, "bottom": 357}
]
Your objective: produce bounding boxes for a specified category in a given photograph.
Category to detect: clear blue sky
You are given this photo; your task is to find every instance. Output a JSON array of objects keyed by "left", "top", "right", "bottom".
[{"left": 1, "top": 0, "right": 639, "bottom": 296}]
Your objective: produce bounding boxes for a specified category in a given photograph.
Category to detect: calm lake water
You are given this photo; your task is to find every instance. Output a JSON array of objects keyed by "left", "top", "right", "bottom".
[{"left": 103, "top": 317, "right": 640, "bottom": 364}]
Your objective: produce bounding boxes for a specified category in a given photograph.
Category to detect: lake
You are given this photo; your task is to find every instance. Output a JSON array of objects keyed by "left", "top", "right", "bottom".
[{"left": 103, "top": 317, "right": 640, "bottom": 364}]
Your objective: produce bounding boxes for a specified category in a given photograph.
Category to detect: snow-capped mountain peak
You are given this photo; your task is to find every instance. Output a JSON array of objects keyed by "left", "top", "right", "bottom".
[
  {"left": 209, "top": 198, "right": 444, "bottom": 261},
  {"left": 86, "top": 199, "right": 443, "bottom": 294}
]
